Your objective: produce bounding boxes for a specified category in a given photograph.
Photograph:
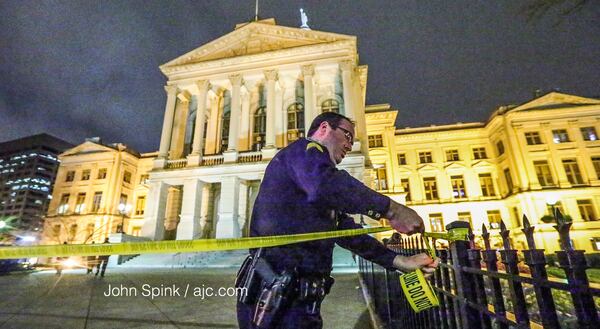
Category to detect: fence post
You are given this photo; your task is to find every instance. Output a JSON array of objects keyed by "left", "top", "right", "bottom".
[
  {"left": 466, "top": 228, "right": 491, "bottom": 329},
  {"left": 448, "top": 220, "right": 481, "bottom": 329},
  {"left": 553, "top": 209, "right": 599, "bottom": 328},
  {"left": 481, "top": 224, "right": 508, "bottom": 329},
  {"left": 521, "top": 215, "right": 560, "bottom": 329},
  {"left": 498, "top": 220, "right": 530, "bottom": 328}
]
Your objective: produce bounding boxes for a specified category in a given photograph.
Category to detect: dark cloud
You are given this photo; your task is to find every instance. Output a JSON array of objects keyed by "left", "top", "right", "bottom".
[{"left": 1, "top": 1, "right": 599, "bottom": 152}]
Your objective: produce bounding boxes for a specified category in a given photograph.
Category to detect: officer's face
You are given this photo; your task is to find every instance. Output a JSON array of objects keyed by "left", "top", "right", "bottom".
[{"left": 326, "top": 119, "right": 354, "bottom": 164}]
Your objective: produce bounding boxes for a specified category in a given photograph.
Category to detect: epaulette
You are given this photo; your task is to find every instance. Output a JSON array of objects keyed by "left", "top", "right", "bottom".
[{"left": 306, "top": 142, "right": 324, "bottom": 153}]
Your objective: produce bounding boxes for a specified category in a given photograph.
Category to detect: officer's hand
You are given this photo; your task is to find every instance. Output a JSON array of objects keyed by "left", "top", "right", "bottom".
[
  {"left": 392, "top": 253, "right": 440, "bottom": 278},
  {"left": 385, "top": 200, "right": 424, "bottom": 235}
]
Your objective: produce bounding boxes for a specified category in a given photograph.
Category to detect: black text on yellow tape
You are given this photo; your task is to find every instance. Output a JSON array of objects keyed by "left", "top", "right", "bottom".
[
  {"left": 399, "top": 268, "right": 440, "bottom": 312},
  {"left": 0, "top": 226, "right": 393, "bottom": 260}
]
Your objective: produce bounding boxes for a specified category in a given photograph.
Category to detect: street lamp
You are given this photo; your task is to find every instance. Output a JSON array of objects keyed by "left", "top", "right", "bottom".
[
  {"left": 546, "top": 195, "right": 559, "bottom": 220},
  {"left": 117, "top": 203, "right": 132, "bottom": 233}
]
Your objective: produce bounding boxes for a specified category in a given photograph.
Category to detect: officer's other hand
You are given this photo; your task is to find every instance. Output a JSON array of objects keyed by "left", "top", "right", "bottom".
[
  {"left": 385, "top": 200, "right": 424, "bottom": 235},
  {"left": 392, "top": 253, "right": 439, "bottom": 278}
]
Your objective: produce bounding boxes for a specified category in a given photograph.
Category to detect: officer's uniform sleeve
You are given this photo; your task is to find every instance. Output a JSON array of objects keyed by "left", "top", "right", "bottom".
[
  {"left": 335, "top": 213, "right": 397, "bottom": 270},
  {"left": 289, "top": 143, "right": 390, "bottom": 218}
]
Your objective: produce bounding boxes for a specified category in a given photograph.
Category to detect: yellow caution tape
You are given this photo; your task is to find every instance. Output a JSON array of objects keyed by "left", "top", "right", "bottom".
[
  {"left": 423, "top": 227, "right": 469, "bottom": 242},
  {"left": 399, "top": 268, "right": 440, "bottom": 312},
  {"left": 0, "top": 226, "right": 392, "bottom": 260}
]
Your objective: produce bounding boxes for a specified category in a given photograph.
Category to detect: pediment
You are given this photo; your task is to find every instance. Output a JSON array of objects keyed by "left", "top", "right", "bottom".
[
  {"left": 472, "top": 159, "right": 495, "bottom": 168},
  {"left": 161, "top": 19, "right": 355, "bottom": 69},
  {"left": 397, "top": 167, "right": 415, "bottom": 174},
  {"left": 444, "top": 162, "right": 467, "bottom": 170},
  {"left": 417, "top": 164, "right": 439, "bottom": 172},
  {"left": 512, "top": 92, "right": 600, "bottom": 112},
  {"left": 61, "top": 141, "right": 116, "bottom": 157}
]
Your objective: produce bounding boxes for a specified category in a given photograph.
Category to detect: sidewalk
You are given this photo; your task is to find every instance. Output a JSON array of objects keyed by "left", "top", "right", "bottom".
[{"left": 0, "top": 267, "right": 372, "bottom": 329}]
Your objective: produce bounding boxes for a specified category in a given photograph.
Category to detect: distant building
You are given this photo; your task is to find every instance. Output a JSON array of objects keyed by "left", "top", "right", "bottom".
[
  {"left": 0, "top": 134, "right": 73, "bottom": 235},
  {"left": 42, "top": 138, "right": 154, "bottom": 244},
  {"left": 365, "top": 92, "right": 600, "bottom": 252}
]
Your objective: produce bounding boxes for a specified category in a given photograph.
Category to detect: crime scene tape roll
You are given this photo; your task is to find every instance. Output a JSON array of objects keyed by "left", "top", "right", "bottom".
[{"left": 0, "top": 226, "right": 393, "bottom": 260}]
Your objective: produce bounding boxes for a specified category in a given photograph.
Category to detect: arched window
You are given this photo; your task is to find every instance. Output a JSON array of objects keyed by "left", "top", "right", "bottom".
[
  {"left": 287, "top": 103, "right": 305, "bottom": 142},
  {"left": 253, "top": 107, "right": 266, "bottom": 151},
  {"left": 321, "top": 99, "right": 339, "bottom": 113},
  {"left": 220, "top": 111, "right": 230, "bottom": 153}
]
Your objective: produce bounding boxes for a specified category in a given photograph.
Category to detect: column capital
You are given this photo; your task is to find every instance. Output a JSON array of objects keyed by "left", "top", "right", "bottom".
[
  {"left": 301, "top": 64, "right": 315, "bottom": 77},
  {"left": 229, "top": 74, "right": 243, "bottom": 86},
  {"left": 193, "top": 80, "right": 210, "bottom": 94},
  {"left": 177, "top": 90, "right": 191, "bottom": 102},
  {"left": 164, "top": 85, "right": 178, "bottom": 95},
  {"left": 264, "top": 69, "right": 278, "bottom": 81},
  {"left": 339, "top": 60, "right": 354, "bottom": 72}
]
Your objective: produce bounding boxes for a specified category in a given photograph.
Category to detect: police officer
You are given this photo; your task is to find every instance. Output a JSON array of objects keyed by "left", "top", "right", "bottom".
[{"left": 236, "top": 112, "right": 438, "bottom": 329}]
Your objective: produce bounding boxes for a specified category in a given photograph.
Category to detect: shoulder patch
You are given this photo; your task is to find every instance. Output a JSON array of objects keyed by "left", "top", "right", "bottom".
[{"left": 306, "top": 142, "right": 324, "bottom": 153}]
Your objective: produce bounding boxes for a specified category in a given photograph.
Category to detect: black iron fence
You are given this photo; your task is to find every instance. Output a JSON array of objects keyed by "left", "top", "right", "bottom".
[{"left": 358, "top": 212, "right": 600, "bottom": 329}]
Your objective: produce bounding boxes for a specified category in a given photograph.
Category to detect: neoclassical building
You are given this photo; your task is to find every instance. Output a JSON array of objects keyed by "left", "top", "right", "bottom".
[
  {"left": 141, "top": 18, "right": 373, "bottom": 241},
  {"left": 366, "top": 92, "right": 600, "bottom": 252}
]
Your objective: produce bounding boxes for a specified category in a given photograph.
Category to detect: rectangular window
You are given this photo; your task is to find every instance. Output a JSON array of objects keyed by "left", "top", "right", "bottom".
[
  {"left": 400, "top": 178, "right": 411, "bottom": 202},
  {"left": 74, "top": 192, "right": 86, "bottom": 214},
  {"left": 445, "top": 149, "right": 460, "bottom": 161},
  {"left": 374, "top": 167, "right": 388, "bottom": 191},
  {"left": 135, "top": 196, "right": 146, "bottom": 216},
  {"left": 472, "top": 147, "right": 487, "bottom": 160},
  {"left": 418, "top": 151, "right": 433, "bottom": 164},
  {"left": 479, "top": 173, "right": 496, "bottom": 197},
  {"left": 496, "top": 141, "right": 505, "bottom": 156},
  {"left": 69, "top": 224, "right": 78, "bottom": 240},
  {"left": 368, "top": 135, "right": 383, "bottom": 148},
  {"left": 131, "top": 226, "right": 142, "bottom": 237},
  {"left": 423, "top": 177, "right": 438, "bottom": 201},
  {"left": 52, "top": 224, "right": 61, "bottom": 237},
  {"left": 525, "top": 131, "right": 543, "bottom": 145},
  {"left": 81, "top": 169, "right": 91, "bottom": 181},
  {"left": 592, "top": 156, "right": 600, "bottom": 179},
  {"left": 577, "top": 200, "right": 596, "bottom": 221},
  {"left": 581, "top": 127, "right": 598, "bottom": 141},
  {"left": 92, "top": 192, "right": 102, "bottom": 213},
  {"left": 397, "top": 153, "right": 407, "bottom": 165},
  {"left": 534, "top": 160, "right": 555, "bottom": 187},
  {"left": 123, "top": 171, "right": 132, "bottom": 184},
  {"left": 86, "top": 223, "right": 95, "bottom": 241},
  {"left": 552, "top": 129, "right": 570, "bottom": 143},
  {"left": 119, "top": 194, "right": 128, "bottom": 207},
  {"left": 65, "top": 170, "right": 75, "bottom": 182},
  {"left": 429, "top": 213, "right": 444, "bottom": 232},
  {"left": 487, "top": 210, "right": 502, "bottom": 229},
  {"left": 58, "top": 193, "right": 70, "bottom": 214},
  {"left": 139, "top": 174, "right": 149, "bottom": 184},
  {"left": 97, "top": 168, "right": 107, "bottom": 179},
  {"left": 450, "top": 175, "right": 467, "bottom": 199},
  {"left": 512, "top": 207, "right": 521, "bottom": 228},
  {"left": 563, "top": 159, "right": 584, "bottom": 185},
  {"left": 457, "top": 211, "right": 472, "bottom": 227},
  {"left": 504, "top": 168, "right": 514, "bottom": 193}
]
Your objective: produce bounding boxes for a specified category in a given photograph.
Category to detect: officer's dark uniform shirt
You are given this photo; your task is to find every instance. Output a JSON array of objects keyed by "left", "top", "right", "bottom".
[{"left": 250, "top": 138, "right": 398, "bottom": 275}]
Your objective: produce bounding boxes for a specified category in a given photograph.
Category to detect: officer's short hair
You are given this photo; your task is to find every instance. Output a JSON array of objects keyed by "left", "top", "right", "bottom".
[{"left": 307, "top": 112, "right": 353, "bottom": 137}]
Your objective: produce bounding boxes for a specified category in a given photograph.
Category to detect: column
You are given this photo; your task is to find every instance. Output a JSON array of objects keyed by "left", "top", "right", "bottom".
[
  {"left": 169, "top": 91, "right": 191, "bottom": 159},
  {"left": 239, "top": 90, "right": 250, "bottom": 151},
  {"left": 302, "top": 64, "right": 316, "bottom": 131},
  {"left": 227, "top": 74, "right": 242, "bottom": 152},
  {"left": 275, "top": 83, "right": 284, "bottom": 147},
  {"left": 177, "top": 179, "right": 204, "bottom": 240},
  {"left": 155, "top": 85, "right": 178, "bottom": 168},
  {"left": 215, "top": 176, "right": 241, "bottom": 238},
  {"left": 205, "top": 93, "right": 221, "bottom": 155},
  {"left": 340, "top": 60, "right": 355, "bottom": 121},
  {"left": 141, "top": 181, "right": 169, "bottom": 240},
  {"left": 262, "top": 70, "right": 278, "bottom": 159},
  {"left": 188, "top": 80, "right": 209, "bottom": 166}
]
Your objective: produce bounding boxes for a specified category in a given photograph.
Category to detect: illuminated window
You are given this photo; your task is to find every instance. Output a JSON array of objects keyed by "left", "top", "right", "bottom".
[
  {"left": 97, "top": 168, "right": 107, "bottom": 179},
  {"left": 92, "top": 192, "right": 102, "bottom": 213},
  {"left": 577, "top": 200, "right": 596, "bottom": 221},
  {"left": 74, "top": 193, "right": 86, "bottom": 214},
  {"left": 52, "top": 224, "right": 61, "bottom": 237},
  {"left": 457, "top": 212, "right": 472, "bottom": 227},
  {"left": 496, "top": 141, "right": 505, "bottom": 156},
  {"left": 487, "top": 210, "right": 502, "bottom": 229},
  {"left": 423, "top": 177, "right": 438, "bottom": 201},
  {"left": 397, "top": 153, "right": 407, "bottom": 165},
  {"left": 86, "top": 223, "right": 95, "bottom": 241},
  {"left": 321, "top": 99, "right": 339, "bottom": 113},
  {"left": 135, "top": 196, "right": 146, "bottom": 216},
  {"left": 221, "top": 110, "right": 230, "bottom": 152},
  {"left": 525, "top": 131, "right": 543, "bottom": 145},
  {"left": 472, "top": 147, "right": 487, "bottom": 160},
  {"left": 563, "top": 159, "right": 584, "bottom": 185},
  {"left": 374, "top": 167, "right": 388, "bottom": 191},
  {"left": 368, "top": 135, "right": 383, "bottom": 148},
  {"left": 69, "top": 224, "right": 78, "bottom": 240},
  {"left": 592, "top": 157, "right": 600, "bottom": 179},
  {"left": 479, "top": 173, "right": 496, "bottom": 197},
  {"left": 552, "top": 129, "right": 570, "bottom": 143},
  {"left": 139, "top": 174, "right": 149, "bottom": 184},
  {"left": 400, "top": 178, "right": 411, "bottom": 201},
  {"left": 131, "top": 226, "right": 142, "bottom": 237},
  {"left": 534, "top": 160, "right": 555, "bottom": 187},
  {"left": 253, "top": 106, "right": 266, "bottom": 150},
  {"left": 429, "top": 213, "right": 444, "bottom": 232},
  {"left": 81, "top": 169, "right": 91, "bottom": 180},
  {"left": 581, "top": 127, "right": 598, "bottom": 141},
  {"left": 418, "top": 151, "right": 433, "bottom": 164},
  {"left": 504, "top": 168, "right": 514, "bottom": 193},
  {"left": 58, "top": 194, "right": 70, "bottom": 214},
  {"left": 445, "top": 149, "right": 460, "bottom": 161},
  {"left": 451, "top": 175, "right": 467, "bottom": 199},
  {"left": 287, "top": 103, "right": 305, "bottom": 142},
  {"left": 65, "top": 171, "right": 75, "bottom": 182}
]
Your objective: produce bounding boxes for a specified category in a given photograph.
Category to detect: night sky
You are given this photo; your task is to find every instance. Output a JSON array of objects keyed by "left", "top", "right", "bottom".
[{"left": 1, "top": 1, "right": 599, "bottom": 153}]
